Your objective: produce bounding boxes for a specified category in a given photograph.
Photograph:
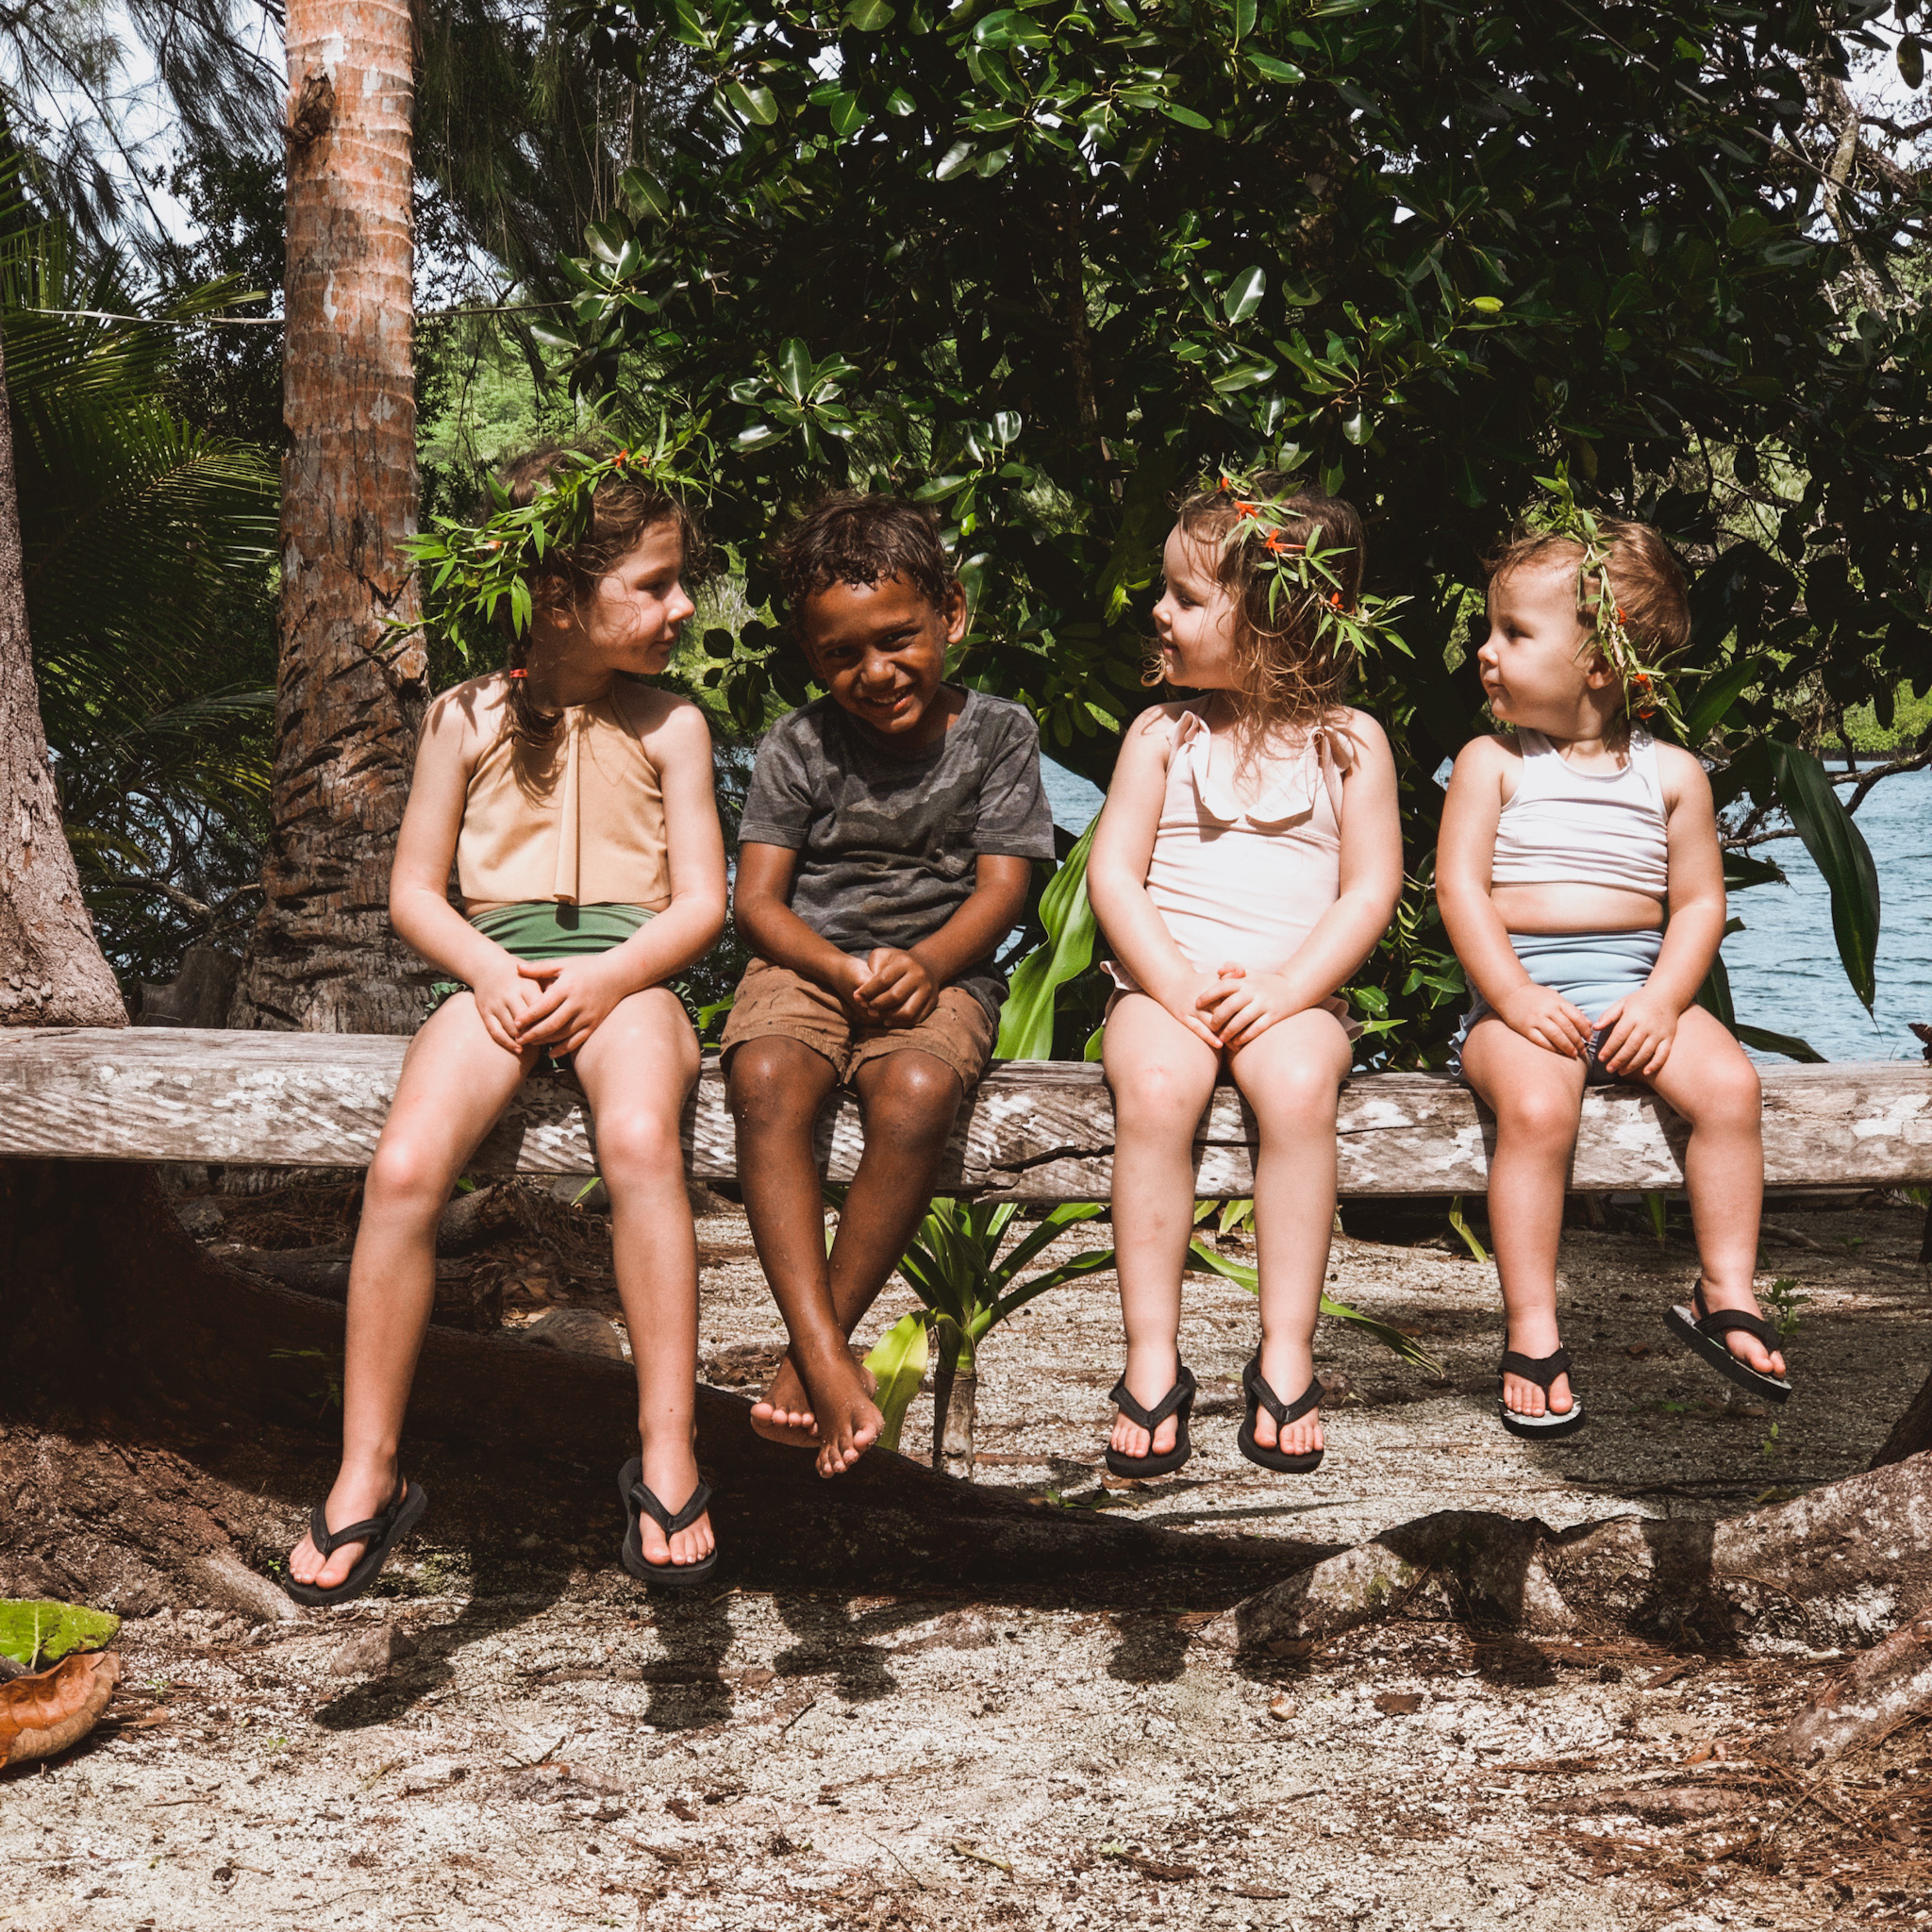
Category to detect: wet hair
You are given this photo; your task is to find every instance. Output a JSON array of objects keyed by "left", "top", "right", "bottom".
[
  {"left": 1164, "top": 475, "right": 1367, "bottom": 741},
  {"left": 494, "top": 441, "right": 700, "bottom": 748},
  {"left": 776, "top": 493, "right": 959, "bottom": 643},
  {"left": 1485, "top": 518, "right": 1690, "bottom": 742}
]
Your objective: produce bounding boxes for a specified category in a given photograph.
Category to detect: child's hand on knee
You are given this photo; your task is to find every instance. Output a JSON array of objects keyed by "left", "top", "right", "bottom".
[
  {"left": 1594, "top": 991, "right": 1677, "bottom": 1078},
  {"left": 852, "top": 947, "right": 939, "bottom": 1027},
  {"left": 1152, "top": 969, "right": 1227, "bottom": 1050},
  {"left": 1497, "top": 983, "right": 1591, "bottom": 1058}
]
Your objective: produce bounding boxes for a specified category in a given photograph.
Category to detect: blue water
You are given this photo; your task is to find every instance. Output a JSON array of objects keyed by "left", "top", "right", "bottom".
[{"left": 1040, "top": 759, "right": 1931, "bottom": 1064}]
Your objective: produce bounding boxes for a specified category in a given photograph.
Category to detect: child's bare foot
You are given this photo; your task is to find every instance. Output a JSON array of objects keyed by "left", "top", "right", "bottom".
[
  {"left": 1249, "top": 1338, "right": 1324, "bottom": 1459},
  {"left": 750, "top": 1356, "right": 822, "bottom": 1448},
  {"left": 801, "top": 1350, "right": 882, "bottom": 1477},
  {"left": 1108, "top": 1348, "right": 1188, "bottom": 1463},
  {"left": 631, "top": 1442, "right": 715, "bottom": 1571},
  {"left": 1692, "top": 1281, "right": 1788, "bottom": 1380},
  {"left": 286, "top": 1460, "right": 398, "bottom": 1591},
  {"left": 1501, "top": 1324, "right": 1576, "bottom": 1420}
]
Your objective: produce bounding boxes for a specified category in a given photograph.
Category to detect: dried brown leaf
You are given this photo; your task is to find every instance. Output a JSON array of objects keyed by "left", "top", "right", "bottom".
[
  {"left": 0, "top": 1650, "right": 121, "bottom": 1767},
  {"left": 1374, "top": 1692, "right": 1424, "bottom": 1716}
]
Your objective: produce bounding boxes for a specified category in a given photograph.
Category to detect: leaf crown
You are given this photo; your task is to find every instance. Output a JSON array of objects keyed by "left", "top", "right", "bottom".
[
  {"left": 1521, "top": 466, "right": 1684, "bottom": 737},
  {"left": 401, "top": 425, "right": 709, "bottom": 662},
  {"left": 1208, "top": 470, "right": 1410, "bottom": 669}
]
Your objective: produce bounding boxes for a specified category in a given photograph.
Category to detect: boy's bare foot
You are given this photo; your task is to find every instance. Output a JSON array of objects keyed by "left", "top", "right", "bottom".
[
  {"left": 750, "top": 1356, "right": 821, "bottom": 1448},
  {"left": 799, "top": 1349, "right": 882, "bottom": 1477},
  {"left": 1249, "top": 1338, "right": 1324, "bottom": 1460},
  {"left": 752, "top": 1353, "right": 878, "bottom": 1451},
  {"left": 286, "top": 1461, "right": 399, "bottom": 1591},
  {"left": 631, "top": 1442, "right": 715, "bottom": 1571},
  {"left": 1693, "top": 1280, "right": 1789, "bottom": 1379}
]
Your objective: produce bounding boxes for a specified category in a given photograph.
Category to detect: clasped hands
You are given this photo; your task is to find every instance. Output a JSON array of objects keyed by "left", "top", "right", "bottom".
[
  {"left": 837, "top": 947, "right": 940, "bottom": 1027},
  {"left": 474, "top": 954, "right": 633, "bottom": 1057},
  {"left": 1164, "top": 960, "right": 1307, "bottom": 1051}
]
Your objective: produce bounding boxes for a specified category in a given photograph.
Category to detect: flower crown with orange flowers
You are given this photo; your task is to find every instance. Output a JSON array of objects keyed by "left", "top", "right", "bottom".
[
  {"left": 1523, "top": 466, "right": 1683, "bottom": 737},
  {"left": 1211, "top": 471, "right": 1410, "bottom": 666},
  {"left": 399, "top": 423, "right": 708, "bottom": 663}
]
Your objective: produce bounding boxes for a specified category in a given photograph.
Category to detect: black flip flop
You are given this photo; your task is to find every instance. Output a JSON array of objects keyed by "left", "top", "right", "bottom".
[
  {"left": 619, "top": 1457, "right": 719, "bottom": 1588},
  {"left": 282, "top": 1478, "right": 427, "bottom": 1607},
  {"left": 1664, "top": 1284, "right": 1792, "bottom": 1405},
  {"left": 1238, "top": 1355, "right": 1325, "bottom": 1474},
  {"left": 1498, "top": 1347, "right": 1585, "bottom": 1439},
  {"left": 1104, "top": 1362, "right": 1196, "bottom": 1478}
]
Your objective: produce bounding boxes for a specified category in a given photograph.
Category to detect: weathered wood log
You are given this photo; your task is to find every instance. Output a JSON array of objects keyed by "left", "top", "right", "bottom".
[{"left": 5, "top": 1028, "right": 1929, "bottom": 1199}]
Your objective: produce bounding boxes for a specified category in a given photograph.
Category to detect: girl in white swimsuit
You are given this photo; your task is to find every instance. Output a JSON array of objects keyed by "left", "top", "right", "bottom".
[
  {"left": 1437, "top": 511, "right": 1788, "bottom": 1441},
  {"left": 1087, "top": 478, "right": 1404, "bottom": 1478}
]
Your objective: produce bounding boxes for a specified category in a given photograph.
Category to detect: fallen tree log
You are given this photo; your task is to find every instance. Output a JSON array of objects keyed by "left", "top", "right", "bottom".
[{"left": 5, "top": 1028, "right": 1930, "bottom": 1199}]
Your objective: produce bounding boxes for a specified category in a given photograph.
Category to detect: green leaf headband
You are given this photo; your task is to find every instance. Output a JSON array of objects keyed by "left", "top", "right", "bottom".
[
  {"left": 1211, "top": 471, "right": 1410, "bottom": 665},
  {"left": 1522, "top": 465, "right": 1683, "bottom": 736},
  {"left": 400, "top": 423, "right": 709, "bottom": 663}
]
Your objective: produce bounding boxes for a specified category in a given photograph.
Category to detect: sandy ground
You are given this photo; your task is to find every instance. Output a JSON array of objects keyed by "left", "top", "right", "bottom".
[{"left": 4, "top": 1188, "right": 1930, "bottom": 1931}]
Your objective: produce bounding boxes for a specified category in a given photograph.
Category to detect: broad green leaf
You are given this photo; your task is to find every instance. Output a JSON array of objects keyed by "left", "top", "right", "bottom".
[
  {"left": 1770, "top": 742, "right": 1880, "bottom": 1011},
  {"left": 1684, "top": 655, "right": 1764, "bottom": 743},
  {"left": 733, "top": 422, "right": 786, "bottom": 451},
  {"left": 0, "top": 1600, "right": 121, "bottom": 1670},
  {"left": 973, "top": 8, "right": 1050, "bottom": 46},
  {"left": 583, "top": 219, "right": 628, "bottom": 265},
  {"left": 1223, "top": 265, "right": 1267, "bottom": 324},
  {"left": 1230, "top": 0, "right": 1257, "bottom": 43},
  {"left": 722, "top": 79, "right": 779, "bottom": 125},
  {"left": 776, "top": 337, "right": 813, "bottom": 403},
  {"left": 846, "top": 0, "right": 895, "bottom": 26},
  {"left": 1733, "top": 1024, "right": 1826, "bottom": 1063},
  {"left": 1341, "top": 407, "right": 1371, "bottom": 444},
  {"left": 1901, "top": 34, "right": 1925, "bottom": 90},
  {"left": 863, "top": 1312, "right": 929, "bottom": 1454},
  {"left": 1158, "top": 102, "right": 1214, "bottom": 130},
  {"left": 996, "top": 820, "right": 1100, "bottom": 1058},
  {"left": 619, "top": 168, "right": 671, "bottom": 222},
  {"left": 935, "top": 141, "right": 977, "bottom": 182},
  {"left": 1244, "top": 52, "right": 1306, "bottom": 83}
]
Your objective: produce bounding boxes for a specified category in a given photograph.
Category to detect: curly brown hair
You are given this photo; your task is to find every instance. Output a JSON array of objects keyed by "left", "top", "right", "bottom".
[
  {"left": 1485, "top": 517, "right": 1689, "bottom": 742},
  {"left": 493, "top": 441, "right": 702, "bottom": 747},
  {"left": 775, "top": 492, "right": 959, "bottom": 638},
  {"left": 1162, "top": 477, "right": 1367, "bottom": 744}
]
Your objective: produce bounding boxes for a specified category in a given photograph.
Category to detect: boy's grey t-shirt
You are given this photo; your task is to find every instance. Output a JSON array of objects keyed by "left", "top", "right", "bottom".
[{"left": 736, "top": 687, "right": 1057, "bottom": 1020}]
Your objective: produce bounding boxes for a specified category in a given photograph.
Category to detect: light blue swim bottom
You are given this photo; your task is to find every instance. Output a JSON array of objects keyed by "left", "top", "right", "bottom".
[{"left": 1458, "top": 928, "right": 1663, "bottom": 1043}]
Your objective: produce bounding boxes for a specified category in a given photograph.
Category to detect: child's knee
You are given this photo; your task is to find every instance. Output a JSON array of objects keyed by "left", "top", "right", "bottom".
[
  {"left": 1691, "top": 1051, "right": 1761, "bottom": 1126},
  {"left": 860, "top": 1052, "right": 963, "bottom": 1141},
  {"left": 365, "top": 1138, "right": 454, "bottom": 1218},
  {"left": 593, "top": 1108, "right": 683, "bottom": 1183},
  {"left": 1110, "top": 1057, "right": 1210, "bottom": 1126},
  {"left": 1494, "top": 1079, "right": 1580, "bottom": 1143},
  {"left": 725, "top": 1041, "right": 823, "bottom": 1129},
  {"left": 1251, "top": 1058, "right": 1341, "bottom": 1128}
]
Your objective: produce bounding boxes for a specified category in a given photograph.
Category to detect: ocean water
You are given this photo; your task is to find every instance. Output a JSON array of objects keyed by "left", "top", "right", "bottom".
[{"left": 1039, "top": 759, "right": 1931, "bottom": 1065}]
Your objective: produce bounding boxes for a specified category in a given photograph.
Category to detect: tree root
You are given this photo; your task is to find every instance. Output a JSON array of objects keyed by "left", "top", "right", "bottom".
[{"left": 1205, "top": 1456, "right": 1932, "bottom": 1694}]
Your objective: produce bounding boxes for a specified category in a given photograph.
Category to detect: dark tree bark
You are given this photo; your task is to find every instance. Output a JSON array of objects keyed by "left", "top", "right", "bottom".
[
  {"left": 228, "top": 0, "right": 431, "bottom": 1035},
  {"left": 0, "top": 330, "right": 125, "bottom": 1031}
]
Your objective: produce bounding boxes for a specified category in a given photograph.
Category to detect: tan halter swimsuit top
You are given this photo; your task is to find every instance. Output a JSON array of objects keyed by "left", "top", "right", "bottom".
[{"left": 457, "top": 689, "right": 673, "bottom": 910}]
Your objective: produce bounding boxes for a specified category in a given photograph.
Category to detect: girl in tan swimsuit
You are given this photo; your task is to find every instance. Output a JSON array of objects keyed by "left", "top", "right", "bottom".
[
  {"left": 282, "top": 450, "right": 728, "bottom": 1601},
  {"left": 1088, "top": 480, "right": 1404, "bottom": 1480}
]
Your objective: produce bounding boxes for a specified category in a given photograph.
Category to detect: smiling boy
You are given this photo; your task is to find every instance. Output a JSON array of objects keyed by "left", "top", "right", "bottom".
[{"left": 722, "top": 495, "right": 1055, "bottom": 1476}]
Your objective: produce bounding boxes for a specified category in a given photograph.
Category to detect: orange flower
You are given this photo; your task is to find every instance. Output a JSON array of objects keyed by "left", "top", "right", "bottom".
[
  {"left": 1236, "top": 501, "right": 1259, "bottom": 517},
  {"left": 1263, "top": 531, "right": 1290, "bottom": 554},
  {"left": 616, "top": 448, "right": 631, "bottom": 466},
  {"left": 1634, "top": 673, "right": 1651, "bottom": 686},
  {"left": 1615, "top": 606, "right": 1625, "bottom": 622},
  {"left": 1329, "top": 591, "right": 1342, "bottom": 608},
  {"left": 1219, "top": 475, "right": 1234, "bottom": 492}
]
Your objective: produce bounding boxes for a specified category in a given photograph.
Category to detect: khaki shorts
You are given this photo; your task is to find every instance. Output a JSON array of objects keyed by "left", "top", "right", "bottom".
[{"left": 719, "top": 957, "right": 996, "bottom": 1090}]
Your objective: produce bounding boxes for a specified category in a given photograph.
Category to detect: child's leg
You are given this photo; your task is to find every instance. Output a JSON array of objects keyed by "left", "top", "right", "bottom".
[
  {"left": 571, "top": 987, "right": 711, "bottom": 1567},
  {"left": 1459, "top": 1016, "right": 1588, "bottom": 1420},
  {"left": 288, "top": 994, "right": 535, "bottom": 1591},
  {"left": 1225, "top": 1007, "right": 1354, "bottom": 1457},
  {"left": 1642, "top": 1007, "right": 1783, "bottom": 1377},
  {"left": 727, "top": 1035, "right": 847, "bottom": 1452},
  {"left": 1102, "top": 993, "right": 1222, "bottom": 1460}
]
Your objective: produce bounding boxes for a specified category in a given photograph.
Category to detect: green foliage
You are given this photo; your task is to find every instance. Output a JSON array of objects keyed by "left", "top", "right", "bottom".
[
  {"left": 863, "top": 1309, "right": 931, "bottom": 1454},
  {"left": 548, "top": 0, "right": 1932, "bottom": 1058},
  {"left": 4, "top": 210, "right": 279, "bottom": 988},
  {"left": 0, "top": 1599, "right": 120, "bottom": 1671},
  {"left": 995, "top": 818, "right": 1100, "bottom": 1058}
]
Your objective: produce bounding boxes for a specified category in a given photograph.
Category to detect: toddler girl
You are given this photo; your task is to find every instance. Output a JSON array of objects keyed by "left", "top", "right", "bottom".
[
  {"left": 282, "top": 444, "right": 728, "bottom": 1599},
  {"left": 1437, "top": 500, "right": 1789, "bottom": 1438},
  {"left": 1088, "top": 477, "right": 1404, "bottom": 1476}
]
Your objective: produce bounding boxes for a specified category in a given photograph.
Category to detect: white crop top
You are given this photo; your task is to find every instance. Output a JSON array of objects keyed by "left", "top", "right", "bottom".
[{"left": 1490, "top": 728, "right": 1669, "bottom": 899}]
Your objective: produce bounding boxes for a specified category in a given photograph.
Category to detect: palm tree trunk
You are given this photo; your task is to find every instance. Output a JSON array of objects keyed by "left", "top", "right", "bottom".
[
  {"left": 930, "top": 1319, "right": 978, "bottom": 1479},
  {"left": 0, "top": 329, "right": 125, "bottom": 1030},
  {"left": 229, "top": 0, "right": 431, "bottom": 1036}
]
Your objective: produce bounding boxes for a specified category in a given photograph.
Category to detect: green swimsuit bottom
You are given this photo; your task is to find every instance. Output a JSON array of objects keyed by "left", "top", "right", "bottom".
[{"left": 426, "top": 902, "right": 657, "bottom": 1043}]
